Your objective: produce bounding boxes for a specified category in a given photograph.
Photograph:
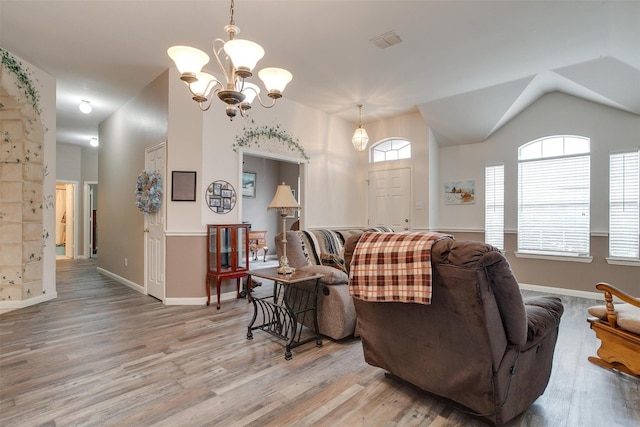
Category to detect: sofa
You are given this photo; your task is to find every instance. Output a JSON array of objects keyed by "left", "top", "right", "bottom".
[
  {"left": 347, "top": 231, "right": 564, "bottom": 425},
  {"left": 274, "top": 227, "right": 392, "bottom": 340}
]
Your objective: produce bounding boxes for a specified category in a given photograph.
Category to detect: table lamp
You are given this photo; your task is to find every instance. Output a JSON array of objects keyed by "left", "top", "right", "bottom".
[{"left": 268, "top": 182, "right": 301, "bottom": 274}]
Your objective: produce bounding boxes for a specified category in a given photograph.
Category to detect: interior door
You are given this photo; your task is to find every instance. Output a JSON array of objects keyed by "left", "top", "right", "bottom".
[
  {"left": 368, "top": 168, "right": 411, "bottom": 230},
  {"left": 145, "top": 143, "right": 166, "bottom": 301}
]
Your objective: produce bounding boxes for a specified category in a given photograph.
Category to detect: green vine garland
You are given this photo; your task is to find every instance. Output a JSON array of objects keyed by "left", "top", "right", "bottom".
[
  {"left": 1, "top": 48, "right": 42, "bottom": 115},
  {"left": 233, "top": 120, "right": 310, "bottom": 161}
]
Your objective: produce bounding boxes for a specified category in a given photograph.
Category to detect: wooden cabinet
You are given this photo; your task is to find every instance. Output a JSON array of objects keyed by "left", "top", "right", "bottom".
[{"left": 207, "top": 224, "right": 249, "bottom": 309}]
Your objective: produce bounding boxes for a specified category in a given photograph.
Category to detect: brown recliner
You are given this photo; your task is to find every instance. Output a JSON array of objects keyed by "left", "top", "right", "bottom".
[{"left": 347, "top": 235, "right": 564, "bottom": 425}]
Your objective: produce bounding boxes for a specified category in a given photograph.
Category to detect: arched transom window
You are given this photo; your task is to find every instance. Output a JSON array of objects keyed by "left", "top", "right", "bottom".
[{"left": 370, "top": 138, "right": 411, "bottom": 163}]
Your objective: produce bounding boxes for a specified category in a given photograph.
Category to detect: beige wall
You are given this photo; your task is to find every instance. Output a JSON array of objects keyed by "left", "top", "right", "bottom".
[
  {"left": 435, "top": 93, "right": 640, "bottom": 294},
  {"left": 439, "top": 231, "right": 638, "bottom": 295},
  {"left": 98, "top": 70, "right": 169, "bottom": 285},
  {"left": 97, "top": 74, "right": 638, "bottom": 302}
]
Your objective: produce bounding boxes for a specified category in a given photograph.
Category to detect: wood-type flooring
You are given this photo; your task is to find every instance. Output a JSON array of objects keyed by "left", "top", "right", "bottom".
[{"left": 1, "top": 258, "right": 638, "bottom": 426}]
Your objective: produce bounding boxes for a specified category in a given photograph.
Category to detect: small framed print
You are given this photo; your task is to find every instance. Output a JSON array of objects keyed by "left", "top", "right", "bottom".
[
  {"left": 221, "top": 189, "right": 232, "bottom": 198},
  {"left": 242, "top": 171, "right": 257, "bottom": 197},
  {"left": 209, "top": 198, "right": 221, "bottom": 207},
  {"left": 171, "top": 171, "right": 197, "bottom": 202}
]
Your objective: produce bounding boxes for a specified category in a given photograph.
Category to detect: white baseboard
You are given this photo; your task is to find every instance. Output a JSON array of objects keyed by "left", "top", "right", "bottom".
[
  {"left": 519, "top": 282, "right": 604, "bottom": 301},
  {"left": 96, "top": 267, "right": 145, "bottom": 294},
  {"left": 165, "top": 291, "right": 239, "bottom": 306},
  {"left": 0, "top": 292, "right": 58, "bottom": 314}
]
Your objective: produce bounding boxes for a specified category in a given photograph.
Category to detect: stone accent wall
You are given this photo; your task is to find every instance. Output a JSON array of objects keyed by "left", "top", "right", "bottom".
[{"left": 0, "top": 82, "right": 45, "bottom": 301}]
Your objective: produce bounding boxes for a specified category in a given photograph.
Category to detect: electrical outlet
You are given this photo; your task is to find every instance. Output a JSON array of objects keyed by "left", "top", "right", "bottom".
[{"left": 124, "top": 257, "right": 128, "bottom": 267}]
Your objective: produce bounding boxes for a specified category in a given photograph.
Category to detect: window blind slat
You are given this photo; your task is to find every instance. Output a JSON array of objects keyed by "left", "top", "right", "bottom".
[
  {"left": 609, "top": 151, "right": 640, "bottom": 259},
  {"left": 518, "top": 136, "right": 590, "bottom": 256}
]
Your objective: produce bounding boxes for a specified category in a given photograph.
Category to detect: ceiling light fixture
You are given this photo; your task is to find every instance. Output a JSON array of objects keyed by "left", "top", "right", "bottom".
[
  {"left": 167, "top": 0, "right": 292, "bottom": 120},
  {"left": 352, "top": 104, "right": 369, "bottom": 151},
  {"left": 90, "top": 137, "right": 99, "bottom": 147},
  {"left": 79, "top": 100, "right": 92, "bottom": 114}
]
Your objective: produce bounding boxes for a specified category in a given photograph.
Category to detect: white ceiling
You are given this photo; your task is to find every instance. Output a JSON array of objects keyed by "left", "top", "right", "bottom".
[{"left": 1, "top": 0, "right": 639, "bottom": 148}]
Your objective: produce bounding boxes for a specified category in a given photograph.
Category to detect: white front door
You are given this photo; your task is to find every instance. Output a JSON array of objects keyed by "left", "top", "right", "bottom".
[
  {"left": 145, "top": 143, "right": 166, "bottom": 301},
  {"left": 368, "top": 168, "right": 412, "bottom": 231}
]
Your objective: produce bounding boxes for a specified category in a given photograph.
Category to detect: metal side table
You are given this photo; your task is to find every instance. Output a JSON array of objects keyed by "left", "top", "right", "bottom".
[{"left": 246, "top": 267, "right": 323, "bottom": 360}]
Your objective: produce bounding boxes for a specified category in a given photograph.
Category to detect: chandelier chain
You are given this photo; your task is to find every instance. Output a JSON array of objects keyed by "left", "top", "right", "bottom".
[{"left": 229, "top": 0, "right": 235, "bottom": 26}]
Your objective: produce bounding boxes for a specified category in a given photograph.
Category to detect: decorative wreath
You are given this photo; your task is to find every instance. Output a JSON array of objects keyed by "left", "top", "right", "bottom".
[{"left": 135, "top": 170, "right": 163, "bottom": 214}]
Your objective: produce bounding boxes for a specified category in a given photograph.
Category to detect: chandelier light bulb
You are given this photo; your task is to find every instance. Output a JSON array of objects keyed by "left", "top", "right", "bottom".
[{"left": 79, "top": 100, "right": 92, "bottom": 114}]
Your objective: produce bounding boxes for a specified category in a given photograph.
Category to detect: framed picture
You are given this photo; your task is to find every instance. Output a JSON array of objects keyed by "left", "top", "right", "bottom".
[
  {"left": 242, "top": 171, "right": 257, "bottom": 197},
  {"left": 171, "top": 171, "right": 197, "bottom": 201},
  {"left": 444, "top": 180, "right": 475, "bottom": 204},
  {"left": 205, "top": 180, "right": 236, "bottom": 214}
]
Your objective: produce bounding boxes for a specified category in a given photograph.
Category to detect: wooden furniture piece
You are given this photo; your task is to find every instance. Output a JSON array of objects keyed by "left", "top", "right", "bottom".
[
  {"left": 206, "top": 224, "right": 249, "bottom": 309},
  {"left": 587, "top": 282, "right": 640, "bottom": 377},
  {"left": 248, "top": 230, "right": 268, "bottom": 262},
  {"left": 246, "top": 267, "right": 323, "bottom": 360}
]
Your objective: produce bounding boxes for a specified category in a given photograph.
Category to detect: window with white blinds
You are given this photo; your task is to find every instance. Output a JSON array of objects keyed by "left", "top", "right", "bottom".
[
  {"left": 485, "top": 165, "right": 504, "bottom": 251},
  {"left": 609, "top": 151, "right": 639, "bottom": 259},
  {"left": 517, "top": 136, "right": 590, "bottom": 256}
]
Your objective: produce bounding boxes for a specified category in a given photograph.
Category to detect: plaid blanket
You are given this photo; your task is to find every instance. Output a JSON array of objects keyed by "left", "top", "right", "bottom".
[{"left": 349, "top": 231, "right": 453, "bottom": 305}]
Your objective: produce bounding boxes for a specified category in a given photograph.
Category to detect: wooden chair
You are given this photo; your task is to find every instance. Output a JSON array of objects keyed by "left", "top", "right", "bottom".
[
  {"left": 587, "top": 282, "right": 640, "bottom": 377},
  {"left": 248, "top": 230, "right": 268, "bottom": 262}
]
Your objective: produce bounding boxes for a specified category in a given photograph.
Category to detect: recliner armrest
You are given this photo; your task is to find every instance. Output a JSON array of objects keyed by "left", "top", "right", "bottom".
[
  {"left": 298, "top": 264, "right": 349, "bottom": 285},
  {"left": 524, "top": 296, "right": 564, "bottom": 340}
]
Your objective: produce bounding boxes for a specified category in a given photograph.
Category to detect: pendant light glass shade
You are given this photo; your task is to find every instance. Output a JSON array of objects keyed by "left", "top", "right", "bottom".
[
  {"left": 190, "top": 72, "right": 218, "bottom": 98},
  {"left": 224, "top": 39, "right": 265, "bottom": 74},
  {"left": 352, "top": 127, "right": 370, "bottom": 151},
  {"left": 167, "top": 46, "right": 210, "bottom": 76},
  {"left": 352, "top": 104, "right": 369, "bottom": 151},
  {"left": 259, "top": 67, "right": 293, "bottom": 94},
  {"left": 240, "top": 81, "right": 260, "bottom": 104}
]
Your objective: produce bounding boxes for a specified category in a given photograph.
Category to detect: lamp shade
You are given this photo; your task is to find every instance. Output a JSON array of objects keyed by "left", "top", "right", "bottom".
[
  {"left": 352, "top": 126, "right": 370, "bottom": 151},
  {"left": 224, "top": 39, "right": 265, "bottom": 72},
  {"left": 190, "top": 72, "right": 218, "bottom": 98},
  {"left": 167, "top": 46, "right": 210, "bottom": 75},
  {"left": 258, "top": 67, "right": 293, "bottom": 93},
  {"left": 268, "top": 183, "right": 300, "bottom": 210},
  {"left": 240, "top": 81, "right": 260, "bottom": 104}
]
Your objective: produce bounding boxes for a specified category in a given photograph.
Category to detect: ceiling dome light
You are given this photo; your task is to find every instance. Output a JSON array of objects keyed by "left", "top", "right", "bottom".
[
  {"left": 90, "top": 137, "right": 99, "bottom": 147},
  {"left": 79, "top": 100, "right": 92, "bottom": 114}
]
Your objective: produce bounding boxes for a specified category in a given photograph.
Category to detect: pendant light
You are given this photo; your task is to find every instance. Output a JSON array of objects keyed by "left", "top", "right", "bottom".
[{"left": 352, "top": 104, "right": 369, "bottom": 151}]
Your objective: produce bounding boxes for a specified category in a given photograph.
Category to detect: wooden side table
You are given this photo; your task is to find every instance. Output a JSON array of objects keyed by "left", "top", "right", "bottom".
[
  {"left": 246, "top": 267, "right": 323, "bottom": 360},
  {"left": 248, "top": 230, "right": 268, "bottom": 262}
]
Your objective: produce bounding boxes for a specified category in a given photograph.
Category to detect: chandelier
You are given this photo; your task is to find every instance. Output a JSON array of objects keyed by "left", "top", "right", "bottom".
[
  {"left": 352, "top": 104, "right": 369, "bottom": 151},
  {"left": 167, "top": 0, "right": 292, "bottom": 120}
]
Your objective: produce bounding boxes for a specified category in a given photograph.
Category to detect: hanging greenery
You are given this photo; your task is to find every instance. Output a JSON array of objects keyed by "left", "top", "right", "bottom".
[
  {"left": 233, "top": 120, "right": 310, "bottom": 161},
  {"left": 0, "top": 48, "right": 42, "bottom": 115},
  {"left": 135, "top": 170, "right": 163, "bottom": 214}
]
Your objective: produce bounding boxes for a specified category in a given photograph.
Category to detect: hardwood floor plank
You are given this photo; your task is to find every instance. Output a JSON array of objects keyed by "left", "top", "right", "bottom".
[{"left": 0, "top": 259, "right": 638, "bottom": 426}]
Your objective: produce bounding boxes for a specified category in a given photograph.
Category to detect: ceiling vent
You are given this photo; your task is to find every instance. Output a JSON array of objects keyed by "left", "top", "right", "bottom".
[{"left": 371, "top": 31, "right": 402, "bottom": 49}]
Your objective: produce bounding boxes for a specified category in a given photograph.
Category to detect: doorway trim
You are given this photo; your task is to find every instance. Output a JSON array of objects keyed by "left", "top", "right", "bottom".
[
  {"left": 55, "top": 180, "right": 79, "bottom": 259},
  {"left": 238, "top": 148, "right": 308, "bottom": 229},
  {"left": 83, "top": 181, "right": 98, "bottom": 259}
]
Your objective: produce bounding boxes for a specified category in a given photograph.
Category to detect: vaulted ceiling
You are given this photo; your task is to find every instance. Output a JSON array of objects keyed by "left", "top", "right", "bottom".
[{"left": 1, "top": 0, "right": 638, "bottom": 148}]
